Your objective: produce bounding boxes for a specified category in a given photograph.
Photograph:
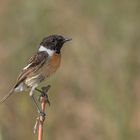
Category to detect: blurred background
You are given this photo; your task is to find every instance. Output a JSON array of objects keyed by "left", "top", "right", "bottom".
[{"left": 0, "top": 0, "right": 140, "bottom": 140}]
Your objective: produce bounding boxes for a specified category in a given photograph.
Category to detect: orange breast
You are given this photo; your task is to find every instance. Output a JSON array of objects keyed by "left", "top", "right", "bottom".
[{"left": 41, "top": 53, "right": 61, "bottom": 77}]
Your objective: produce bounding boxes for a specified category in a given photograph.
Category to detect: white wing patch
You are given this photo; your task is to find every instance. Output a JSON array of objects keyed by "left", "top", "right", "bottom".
[
  {"left": 39, "top": 45, "right": 55, "bottom": 56},
  {"left": 23, "top": 63, "right": 32, "bottom": 70}
]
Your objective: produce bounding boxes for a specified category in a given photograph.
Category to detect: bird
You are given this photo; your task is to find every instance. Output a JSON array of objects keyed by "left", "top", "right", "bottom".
[{"left": 0, "top": 35, "right": 72, "bottom": 104}]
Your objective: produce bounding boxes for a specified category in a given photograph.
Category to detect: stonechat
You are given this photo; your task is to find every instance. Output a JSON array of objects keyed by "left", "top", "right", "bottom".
[{"left": 0, "top": 35, "right": 72, "bottom": 103}]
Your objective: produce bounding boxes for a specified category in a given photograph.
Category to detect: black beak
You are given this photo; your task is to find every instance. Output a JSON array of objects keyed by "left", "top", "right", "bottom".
[{"left": 63, "top": 37, "right": 72, "bottom": 43}]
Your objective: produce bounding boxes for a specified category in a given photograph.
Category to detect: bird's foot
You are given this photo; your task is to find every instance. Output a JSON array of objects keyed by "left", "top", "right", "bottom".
[
  {"left": 35, "top": 85, "right": 51, "bottom": 106},
  {"left": 39, "top": 86, "right": 51, "bottom": 106}
]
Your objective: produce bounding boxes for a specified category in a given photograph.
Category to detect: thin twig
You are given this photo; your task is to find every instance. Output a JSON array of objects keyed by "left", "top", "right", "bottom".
[
  {"left": 38, "top": 96, "right": 46, "bottom": 140},
  {"left": 33, "top": 85, "right": 51, "bottom": 140}
]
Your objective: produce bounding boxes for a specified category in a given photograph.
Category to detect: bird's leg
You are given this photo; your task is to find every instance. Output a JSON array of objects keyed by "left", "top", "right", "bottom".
[
  {"left": 29, "top": 84, "right": 38, "bottom": 96},
  {"left": 31, "top": 94, "right": 41, "bottom": 114},
  {"left": 29, "top": 85, "right": 43, "bottom": 113},
  {"left": 31, "top": 85, "right": 51, "bottom": 115}
]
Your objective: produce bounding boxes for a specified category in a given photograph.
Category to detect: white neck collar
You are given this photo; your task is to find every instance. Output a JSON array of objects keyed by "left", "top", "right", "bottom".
[{"left": 39, "top": 46, "right": 55, "bottom": 56}]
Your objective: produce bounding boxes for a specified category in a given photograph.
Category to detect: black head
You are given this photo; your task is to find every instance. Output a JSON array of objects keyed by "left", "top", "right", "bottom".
[{"left": 40, "top": 35, "right": 72, "bottom": 53}]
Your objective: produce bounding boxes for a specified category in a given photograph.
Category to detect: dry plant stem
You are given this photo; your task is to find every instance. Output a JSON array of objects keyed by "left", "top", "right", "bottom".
[
  {"left": 38, "top": 96, "right": 46, "bottom": 140},
  {"left": 37, "top": 85, "right": 51, "bottom": 140}
]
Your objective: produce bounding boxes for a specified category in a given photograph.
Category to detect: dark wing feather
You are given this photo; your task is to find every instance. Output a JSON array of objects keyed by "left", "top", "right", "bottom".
[{"left": 15, "top": 51, "right": 48, "bottom": 88}]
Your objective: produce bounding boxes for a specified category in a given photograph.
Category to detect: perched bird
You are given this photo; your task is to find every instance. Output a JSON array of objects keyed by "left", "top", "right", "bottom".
[{"left": 0, "top": 35, "right": 72, "bottom": 103}]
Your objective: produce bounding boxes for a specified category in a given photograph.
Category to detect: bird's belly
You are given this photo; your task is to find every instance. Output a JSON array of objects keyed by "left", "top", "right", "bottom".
[
  {"left": 41, "top": 53, "right": 61, "bottom": 77},
  {"left": 25, "top": 74, "right": 44, "bottom": 87}
]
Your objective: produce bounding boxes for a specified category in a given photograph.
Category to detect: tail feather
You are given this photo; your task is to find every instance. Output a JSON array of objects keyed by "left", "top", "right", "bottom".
[{"left": 0, "top": 88, "right": 15, "bottom": 104}]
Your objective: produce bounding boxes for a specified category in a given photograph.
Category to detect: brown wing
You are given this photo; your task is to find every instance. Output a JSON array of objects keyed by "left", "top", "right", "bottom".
[{"left": 14, "top": 51, "right": 48, "bottom": 88}]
